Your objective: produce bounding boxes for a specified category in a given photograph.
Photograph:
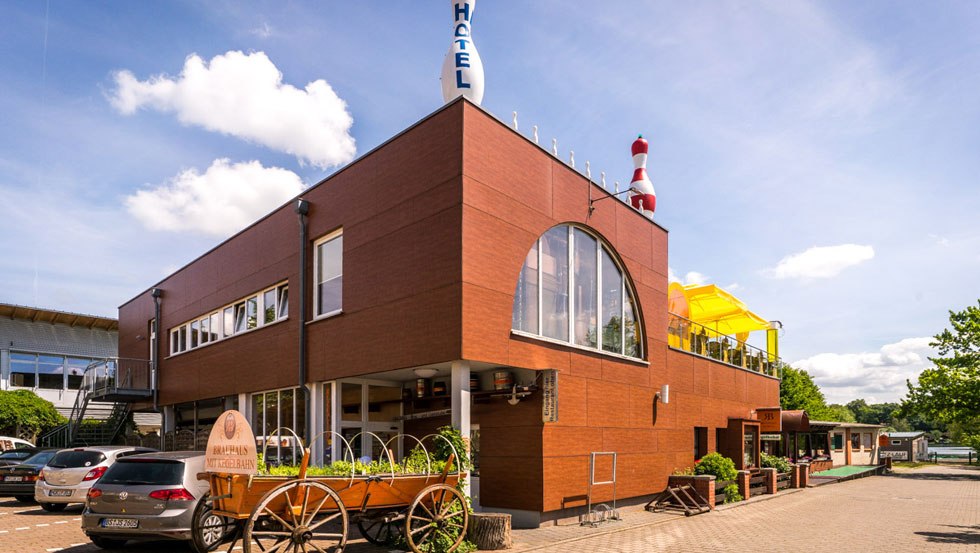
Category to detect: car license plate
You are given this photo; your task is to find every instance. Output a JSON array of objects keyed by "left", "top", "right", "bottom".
[
  {"left": 48, "top": 489, "right": 72, "bottom": 497},
  {"left": 101, "top": 518, "right": 138, "bottom": 529},
  {"left": 4, "top": 476, "right": 24, "bottom": 482}
]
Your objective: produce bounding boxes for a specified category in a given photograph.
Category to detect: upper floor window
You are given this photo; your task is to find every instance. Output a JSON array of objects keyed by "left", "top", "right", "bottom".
[
  {"left": 9, "top": 353, "right": 94, "bottom": 390},
  {"left": 315, "top": 230, "right": 343, "bottom": 318},
  {"left": 512, "top": 224, "right": 643, "bottom": 359},
  {"left": 169, "top": 281, "right": 288, "bottom": 356}
]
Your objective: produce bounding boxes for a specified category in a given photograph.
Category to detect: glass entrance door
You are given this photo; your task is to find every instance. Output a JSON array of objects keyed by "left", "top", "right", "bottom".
[{"left": 334, "top": 379, "right": 403, "bottom": 463}]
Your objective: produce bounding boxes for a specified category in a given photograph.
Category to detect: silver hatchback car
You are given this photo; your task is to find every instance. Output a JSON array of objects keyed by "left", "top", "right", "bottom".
[
  {"left": 82, "top": 451, "right": 233, "bottom": 552},
  {"left": 36, "top": 446, "right": 156, "bottom": 511}
]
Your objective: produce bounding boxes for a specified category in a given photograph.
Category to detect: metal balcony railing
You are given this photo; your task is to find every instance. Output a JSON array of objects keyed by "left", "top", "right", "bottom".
[
  {"left": 667, "top": 313, "right": 783, "bottom": 379},
  {"left": 81, "top": 357, "right": 153, "bottom": 400}
]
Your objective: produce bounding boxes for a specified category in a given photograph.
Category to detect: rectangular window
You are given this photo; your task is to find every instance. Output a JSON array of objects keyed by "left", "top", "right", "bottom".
[
  {"left": 234, "top": 302, "right": 247, "bottom": 333},
  {"left": 66, "top": 357, "right": 88, "bottom": 390},
  {"left": 891, "top": 440, "right": 901, "bottom": 446},
  {"left": 600, "top": 247, "right": 623, "bottom": 354},
  {"left": 37, "top": 355, "right": 65, "bottom": 390},
  {"left": 862, "top": 432, "right": 872, "bottom": 449},
  {"left": 572, "top": 229, "right": 598, "bottom": 348},
  {"left": 263, "top": 288, "right": 277, "bottom": 325},
  {"left": 200, "top": 317, "right": 210, "bottom": 344},
  {"left": 850, "top": 432, "right": 861, "bottom": 450},
  {"left": 210, "top": 312, "right": 221, "bottom": 341},
  {"left": 743, "top": 427, "right": 758, "bottom": 468},
  {"left": 540, "top": 226, "right": 569, "bottom": 341},
  {"left": 833, "top": 433, "right": 844, "bottom": 451},
  {"left": 190, "top": 320, "right": 200, "bottom": 349},
  {"left": 223, "top": 307, "right": 235, "bottom": 337},
  {"left": 694, "top": 427, "right": 708, "bottom": 461},
  {"left": 171, "top": 330, "right": 180, "bottom": 355},
  {"left": 246, "top": 296, "right": 258, "bottom": 330},
  {"left": 315, "top": 232, "right": 343, "bottom": 317},
  {"left": 178, "top": 326, "right": 187, "bottom": 353},
  {"left": 277, "top": 285, "right": 289, "bottom": 319},
  {"left": 10, "top": 352, "right": 36, "bottom": 387},
  {"left": 512, "top": 241, "right": 539, "bottom": 334}
]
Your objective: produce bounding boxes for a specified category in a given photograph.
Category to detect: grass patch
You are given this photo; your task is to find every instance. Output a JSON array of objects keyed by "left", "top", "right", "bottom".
[{"left": 892, "top": 461, "right": 932, "bottom": 469}]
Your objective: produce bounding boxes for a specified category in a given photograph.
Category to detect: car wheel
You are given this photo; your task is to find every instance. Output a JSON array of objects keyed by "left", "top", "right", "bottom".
[
  {"left": 40, "top": 502, "right": 67, "bottom": 512},
  {"left": 13, "top": 495, "right": 34, "bottom": 503},
  {"left": 89, "top": 535, "right": 128, "bottom": 549},
  {"left": 191, "top": 494, "right": 235, "bottom": 553}
]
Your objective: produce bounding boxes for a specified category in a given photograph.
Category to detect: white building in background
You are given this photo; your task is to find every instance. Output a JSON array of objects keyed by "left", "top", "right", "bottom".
[{"left": 0, "top": 303, "right": 118, "bottom": 416}]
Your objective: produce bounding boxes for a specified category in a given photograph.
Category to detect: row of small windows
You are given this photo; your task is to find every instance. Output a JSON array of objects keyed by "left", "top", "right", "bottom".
[
  {"left": 9, "top": 353, "right": 97, "bottom": 390},
  {"left": 170, "top": 282, "right": 288, "bottom": 356},
  {"left": 512, "top": 225, "right": 642, "bottom": 359},
  {"left": 167, "top": 229, "right": 344, "bottom": 356}
]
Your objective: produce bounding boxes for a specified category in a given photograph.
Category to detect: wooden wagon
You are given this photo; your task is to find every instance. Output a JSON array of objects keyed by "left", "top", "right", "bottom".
[{"left": 194, "top": 419, "right": 469, "bottom": 553}]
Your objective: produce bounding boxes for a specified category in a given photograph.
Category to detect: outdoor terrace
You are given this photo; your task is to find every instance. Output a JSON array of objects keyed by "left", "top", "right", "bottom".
[{"left": 668, "top": 312, "right": 784, "bottom": 379}]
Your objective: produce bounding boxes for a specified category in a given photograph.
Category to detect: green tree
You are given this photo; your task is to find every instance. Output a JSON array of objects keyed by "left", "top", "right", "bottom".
[
  {"left": 823, "top": 404, "right": 856, "bottom": 423},
  {"left": 900, "top": 300, "right": 980, "bottom": 437},
  {"left": 780, "top": 366, "right": 830, "bottom": 417},
  {"left": 0, "top": 390, "right": 65, "bottom": 442}
]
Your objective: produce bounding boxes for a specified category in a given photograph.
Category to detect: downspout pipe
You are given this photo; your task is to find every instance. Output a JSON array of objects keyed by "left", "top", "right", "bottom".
[
  {"left": 294, "top": 199, "right": 311, "bottom": 444},
  {"left": 151, "top": 287, "right": 162, "bottom": 412}
]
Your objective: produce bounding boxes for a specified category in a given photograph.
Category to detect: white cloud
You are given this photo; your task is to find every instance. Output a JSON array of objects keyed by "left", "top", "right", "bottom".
[
  {"left": 668, "top": 267, "right": 710, "bottom": 285},
  {"left": 763, "top": 244, "right": 874, "bottom": 279},
  {"left": 125, "top": 158, "right": 304, "bottom": 236},
  {"left": 109, "top": 50, "right": 355, "bottom": 169},
  {"left": 792, "top": 337, "right": 934, "bottom": 403}
]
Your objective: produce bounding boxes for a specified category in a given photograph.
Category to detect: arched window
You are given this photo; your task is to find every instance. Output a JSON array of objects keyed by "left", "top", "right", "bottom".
[{"left": 512, "top": 225, "right": 642, "bottom": 359}]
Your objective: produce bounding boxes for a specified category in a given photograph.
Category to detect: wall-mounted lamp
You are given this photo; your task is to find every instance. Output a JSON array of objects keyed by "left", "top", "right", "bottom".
[
  {"left": 413, "top": 368, "right": 439, "bottom": 379},
  {"left": 655, "top": 384, "right": 669, "bottom": 405},
  {"left": 507, "top": 385, "right": 521, "bottom": 406}
]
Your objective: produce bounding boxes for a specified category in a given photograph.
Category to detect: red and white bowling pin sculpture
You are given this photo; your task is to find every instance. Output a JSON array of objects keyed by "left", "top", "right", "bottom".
[
  {"left": 441, "top": 0, "right": 485, "bottom": 105},
  {"left": 628, "top": 135, "right": 656, "bottom": 218}
]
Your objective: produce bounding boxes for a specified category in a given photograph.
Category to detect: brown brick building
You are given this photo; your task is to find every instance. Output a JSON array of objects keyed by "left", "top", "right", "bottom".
[{"left": 119, "top": 98, "right": 780, "bottom": 526}]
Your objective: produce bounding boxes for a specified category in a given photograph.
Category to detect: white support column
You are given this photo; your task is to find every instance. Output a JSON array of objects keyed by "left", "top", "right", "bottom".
[
  {"left": 330, "top": 381, "right": 342, "bottom": 463},
  {"left": 237, "top": 393, "right": 249, "bottom": 419},
  {"left": 451, "top": 360, "right": 472, "bottom": 497},
  {"left": 309, "top": 382, "right": 323, "bottom": 466}
]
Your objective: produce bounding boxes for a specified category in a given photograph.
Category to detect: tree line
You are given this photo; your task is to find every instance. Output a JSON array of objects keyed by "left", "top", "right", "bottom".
[{"left": 781, "top": 299, "right": 979, "bottom": 447}]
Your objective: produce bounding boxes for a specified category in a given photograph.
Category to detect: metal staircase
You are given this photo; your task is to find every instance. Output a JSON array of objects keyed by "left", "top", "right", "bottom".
[{"left": 40, "top": 358, "right": 153, "bottom": 448}]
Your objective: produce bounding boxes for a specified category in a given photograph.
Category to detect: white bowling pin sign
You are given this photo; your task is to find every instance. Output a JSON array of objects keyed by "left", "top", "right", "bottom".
[{"left": 441, "top": 0, "right": 485, "bottom": 105}]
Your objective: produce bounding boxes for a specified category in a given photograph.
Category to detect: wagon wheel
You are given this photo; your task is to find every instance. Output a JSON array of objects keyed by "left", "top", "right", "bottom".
[
  {"left": 357, "top": 510, "right": 405, "bottom": 546},
  {"left": 243, "top": 480, "right": 347, "bottom": 553},
  {"left": 405, "top": 484, "right": 469, "bottom": 553},
  {"left": 191, "top": 493, "right": 238, "bottom": 553}
]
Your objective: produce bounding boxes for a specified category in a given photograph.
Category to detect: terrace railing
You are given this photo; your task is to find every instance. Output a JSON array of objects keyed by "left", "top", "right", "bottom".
[{"left": 668, "top": 313, "right": 784, "bottom": 379}]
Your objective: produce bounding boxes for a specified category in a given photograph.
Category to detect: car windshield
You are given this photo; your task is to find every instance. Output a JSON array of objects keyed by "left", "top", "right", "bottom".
[
  {"left": 0, "top": 450, "right": 32, "bottom": 460},
  {"left": 23, "top": 451, "right": 55, "bottom": 466},
  {"left": 100, "top": 459, "right": 184, "bottom": 486},
  {"left": 47, "top": 450, "right": 106, "bottom": 468}
]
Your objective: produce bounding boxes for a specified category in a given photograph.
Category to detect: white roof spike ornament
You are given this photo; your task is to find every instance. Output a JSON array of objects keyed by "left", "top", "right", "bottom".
[
  {"left": 532, "top": 125, "right": 539, "bottom": 144},
  {"left": 512, "top": 111, "right": 518, "bottom": 130},
  {"left": 586, "top": 161, "right": 591, "bottom": 180},
  {"left": 441, "top": 0, "right": 485, "bottom": 105},
  {"left": 552, "top": 138, "right": 558, "bottom": 156},
  {"left": 601, "top": 172, "right": 606, "bottom": 189},
  {"left": 627, "top": 134, "right": 656, "bottom": 219},
  {"left": 569, "top": 150, "right": 575, "bottom": 168}
]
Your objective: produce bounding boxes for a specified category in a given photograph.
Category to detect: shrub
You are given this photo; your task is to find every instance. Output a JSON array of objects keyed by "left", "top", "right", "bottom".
[
  {"left": 760, "top": 452, "right": 793, "bottom": 473},
  {"left": 694, "top": 452, "right": 737, "bottom": 481},
  {"left": 0, "top": 390, "right": 66, "bottom": 442},
  {"left": 723, "top": 483, "right": 743, "bottom": 503}
]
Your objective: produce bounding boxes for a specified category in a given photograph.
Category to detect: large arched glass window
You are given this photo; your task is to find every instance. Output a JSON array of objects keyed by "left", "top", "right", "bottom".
[{"left": 512, "top": 225, "right": 642, "bottom": 359}]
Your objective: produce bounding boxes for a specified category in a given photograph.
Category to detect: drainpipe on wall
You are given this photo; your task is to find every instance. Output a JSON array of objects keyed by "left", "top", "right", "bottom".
[
  {"left": 151, "top": 287, "right": 162, "bottom": 412},
  {"left": 294, "top": 199, "right": 311, "bottom": 444}
]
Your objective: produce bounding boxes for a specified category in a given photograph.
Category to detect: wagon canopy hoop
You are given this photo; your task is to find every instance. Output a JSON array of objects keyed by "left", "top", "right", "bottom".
[
  {"left": 420, "top": 433, "right": 463, "bottom": 478},
  {"left": 259, "top": 426, "right": 305, "bottom": 472},
  {"left": 346, "top": 431, "right": 397, "bottom": 482},
  {"left": 308, "top": 430, "right": 355, "bottom": 468},
  {"left": 385, "top": 433, "right": 432, "bottom": 477}
]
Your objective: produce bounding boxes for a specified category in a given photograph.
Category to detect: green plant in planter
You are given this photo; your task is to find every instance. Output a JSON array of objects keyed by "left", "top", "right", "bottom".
[
  {"left": 723, "top": 483, "right": 743, "bottom": 503},
  {"left": 760, "top": 452, "right": 792, "bottom": 473},
  {"left": 693, "top": 452, "right": 737, "bottom": 481}
]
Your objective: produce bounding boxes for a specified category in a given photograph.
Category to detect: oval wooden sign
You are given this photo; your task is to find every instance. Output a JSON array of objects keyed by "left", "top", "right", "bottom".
[{"left": 205, "top": 410, "right": 258, "bottom": 475}]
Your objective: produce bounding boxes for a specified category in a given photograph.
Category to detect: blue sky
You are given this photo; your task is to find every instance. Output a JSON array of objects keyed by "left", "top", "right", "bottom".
[{"left": 2, "top": 1, "right": 978, "bottom": 404}]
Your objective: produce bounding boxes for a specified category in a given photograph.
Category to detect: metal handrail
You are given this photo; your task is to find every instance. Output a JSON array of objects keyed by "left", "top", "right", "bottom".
[{"left": 667, "top": 313, "right": 784, "bottom": 379}]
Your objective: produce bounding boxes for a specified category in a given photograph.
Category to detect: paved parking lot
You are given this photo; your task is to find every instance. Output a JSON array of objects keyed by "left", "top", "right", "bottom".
[{"left": 0, "top": 464, "right": 976, "bottom": 552}]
